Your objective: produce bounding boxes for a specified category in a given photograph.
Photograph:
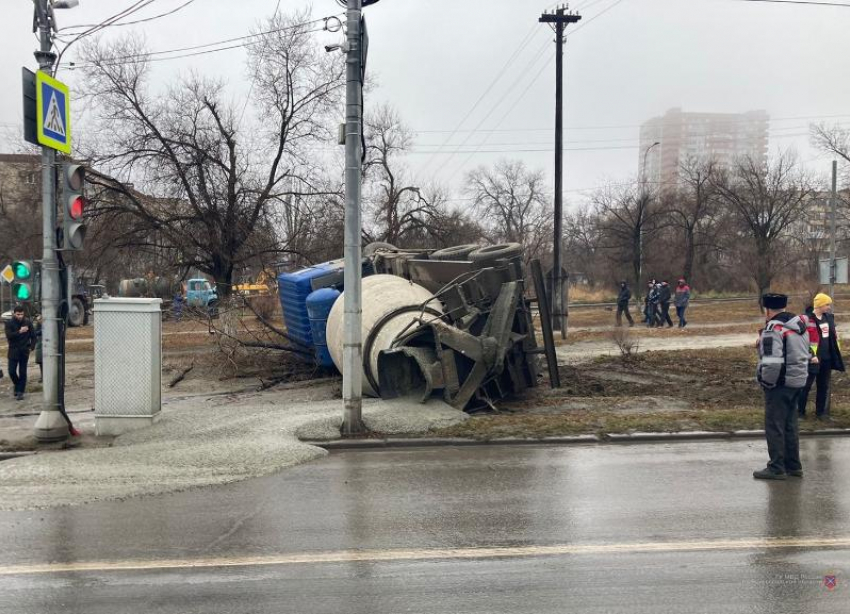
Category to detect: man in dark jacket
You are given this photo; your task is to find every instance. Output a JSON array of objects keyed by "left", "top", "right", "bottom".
[
  {"left": 657, "top": 281, "right": 673, "bottom": 327},
  {"left": 4, "top": 305, "right": 35, "bottom": 401},
  {"left": 754, "top": 294, "right": 811, "bottom": 480},
  {"left": 646, "top": 281, "right": 662, "bottom": 328},
  {"left": 616, "top": 281, "right": 634, "bottom": 327},
  {"left": 798, "top": 293, "right": 844, "bottom": 421}
]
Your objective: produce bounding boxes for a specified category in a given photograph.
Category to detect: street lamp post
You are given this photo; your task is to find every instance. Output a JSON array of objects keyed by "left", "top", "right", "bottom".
[{"left": 638, "top": 141, "right": 660, "bottom": 292}]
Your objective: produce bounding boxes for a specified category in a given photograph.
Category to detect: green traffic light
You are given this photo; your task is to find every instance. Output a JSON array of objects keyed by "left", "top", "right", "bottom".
[
  {"left": 12, "top": 283, "right": 32, "bottom": 301},
  {"left": 12, "top": 261, "right": 32, "bottom": 279}
]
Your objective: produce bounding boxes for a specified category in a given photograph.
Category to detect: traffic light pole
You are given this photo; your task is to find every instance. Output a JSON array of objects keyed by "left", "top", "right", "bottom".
[{"left": 33, "top": 0, "right": 68, "bottom": 442}]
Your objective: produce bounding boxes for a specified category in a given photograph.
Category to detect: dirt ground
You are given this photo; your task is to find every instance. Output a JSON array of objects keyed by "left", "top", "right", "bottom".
[
  {"left": 2, "top": 299, "right": 848, "bottom": 451},
  {"left": 433, "top": 347, "right": 850, "bottom": 440},
  {"left": 0, "top": 313, "right": 325, "bottom": 452}
]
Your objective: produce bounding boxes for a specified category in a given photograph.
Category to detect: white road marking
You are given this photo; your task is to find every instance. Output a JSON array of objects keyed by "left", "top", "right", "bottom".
[{"left": 2, "top": 537, "right": 849, "bottom": 576}]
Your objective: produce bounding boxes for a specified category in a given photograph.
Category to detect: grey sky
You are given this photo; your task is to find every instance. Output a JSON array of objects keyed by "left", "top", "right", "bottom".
[{"left": 2, "top": 0, "right": 848, "bottom": 207}]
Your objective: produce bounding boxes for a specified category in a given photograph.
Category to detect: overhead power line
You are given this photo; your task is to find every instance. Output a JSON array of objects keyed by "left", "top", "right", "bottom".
[
  {"left": 414, "top": 113, "right": 850, "bottom": 134},
  {"left": 735, "top": 0, "right": 850, "bottom": 7},
  {"left": 54, "top": 0, "right": 161, "bottom": 73},
  {"left": 416, "top": 0, "right": 603, "bottom": 177},
  {"left": 438, "top": 0, "right": 631, "bottom": 183},
  {"left": 60, "top": 15, "right": 338, "bottom": 69},
  {"left": 58, "top": 0, "right": 197, "bottom": 32}
]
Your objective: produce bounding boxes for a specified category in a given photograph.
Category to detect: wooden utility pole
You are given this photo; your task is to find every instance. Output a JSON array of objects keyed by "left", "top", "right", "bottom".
[{"left": 540, "top": 5, "right": 580, "bottom": 339}]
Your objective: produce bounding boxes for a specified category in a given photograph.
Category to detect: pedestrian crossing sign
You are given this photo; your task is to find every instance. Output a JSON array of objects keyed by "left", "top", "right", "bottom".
[{"left": 35, "top": 71, "right": 71, "bottom": 154}]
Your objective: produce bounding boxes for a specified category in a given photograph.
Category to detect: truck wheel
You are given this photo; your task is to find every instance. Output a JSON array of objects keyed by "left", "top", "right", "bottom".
[
  {"left": 429, "top": 244, "right": 480, "bottom": 261},
  {"left": 468, "top": 243, "right": 523, "bottom": 264},
  {"left": 68, "top": 297, "right": 86, "bottom": 327}
]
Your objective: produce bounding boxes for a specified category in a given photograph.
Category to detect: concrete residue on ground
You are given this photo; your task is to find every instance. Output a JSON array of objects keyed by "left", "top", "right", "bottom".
[{"left": 0, "top": 383, "right": 467, "bottom": 511}]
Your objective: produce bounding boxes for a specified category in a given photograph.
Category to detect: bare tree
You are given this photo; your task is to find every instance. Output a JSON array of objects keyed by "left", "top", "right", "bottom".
[
  {"left": 811, "top": 122, "right": 850, "bottom": 201},
  {"left": 712, "top": 153, "right": 814, "bottom": 299},
  {"left": 78, "top": 9, "right": 344, "bottom": 294},
  {"left": 668, "top": 156, "right": 725, "bottom": 284},
  {"left": 465, "top": 159, "right": 552, "bottom": 261},
  {"left": 592, "top": 180, "right": 666, "bottom": 293},
  {"left": 362, "top": 104, "right": 439, "bottom": 245},
  {"left": 812, "top": 123, "right": 850, "bottom": 167},
  {"left": 563, "top": 204, "right": 602, "bottom": 286}
]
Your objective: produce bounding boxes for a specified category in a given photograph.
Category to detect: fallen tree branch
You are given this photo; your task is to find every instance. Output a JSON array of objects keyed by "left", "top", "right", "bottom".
[
  {"left": 168, "top": 361, "right": 195, "bottom": 388},
  {"left": 237, "top": 293, "right": 311, "bottom": 348}
]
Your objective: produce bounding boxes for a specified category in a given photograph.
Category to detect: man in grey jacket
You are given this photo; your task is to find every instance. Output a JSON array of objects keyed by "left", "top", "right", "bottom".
[{"left": 754, "top": 293, "right": 811, "bottom": 480}]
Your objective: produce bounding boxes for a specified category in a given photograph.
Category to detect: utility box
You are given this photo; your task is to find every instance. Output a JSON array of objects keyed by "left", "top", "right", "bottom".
[{"left": 94, "top": 298, "right": 162, "bottom": 436}]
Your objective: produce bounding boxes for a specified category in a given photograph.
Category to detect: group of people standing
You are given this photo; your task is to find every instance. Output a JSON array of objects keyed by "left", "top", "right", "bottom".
[
  {"left": 616, "top": 278, "right": 691, "bottom": 329},
  {"left": 754, "top": 292, "right": 843, "bottom": 480}
]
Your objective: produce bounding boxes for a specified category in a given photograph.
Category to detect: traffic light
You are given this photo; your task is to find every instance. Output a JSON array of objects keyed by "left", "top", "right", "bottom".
[
  {"left": 62, "top": 163, "right": 86, "bottom": 250},
  {"left": 11, "top": 260, "right": 35, "bottom": 302}
]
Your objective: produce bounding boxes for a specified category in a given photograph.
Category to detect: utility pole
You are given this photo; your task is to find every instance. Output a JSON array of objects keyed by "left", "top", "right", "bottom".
[
  {"left": 342, "top": 0, "right": 364, "bottom": 435},
  {"left": 829, "top": 159, "right": 838, "bottom": 297},
  {"left": 540, "top": 5, "right": 580, "bottom": 340},
  {"left": 32, "top": 0, "right": 68, "bottom": 442}
]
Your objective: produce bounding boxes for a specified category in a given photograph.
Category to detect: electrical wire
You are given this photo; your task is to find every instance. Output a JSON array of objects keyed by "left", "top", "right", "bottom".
[
  {"left": 414, "top": 113, "right": 850, "bottom": 134},
  {"left": 441, "top": 0, "right": 630, "bottom": 183},
  {"left": 54, "top": 0, "right": 159, "bottom": 74},
  {"left": 59, "top": 15, "right": 338, "bottom": 69},
  {"left": 414, "top": 0, "right": 577, "bottom": 178},
  {"left": 237, "top": 0, "right": 283, "bottom": 128},
  {"left": 415, "top": 23, "right": 541, "bottom": 176},
  {"left": 427, "top": 36, "right": 553, "bottom": 179},
  {"left": 58, "top": 0, "right": 197, "bottom": 32},
  {"left": 734, "top": 0, "right": 850, "bottom": 6}
]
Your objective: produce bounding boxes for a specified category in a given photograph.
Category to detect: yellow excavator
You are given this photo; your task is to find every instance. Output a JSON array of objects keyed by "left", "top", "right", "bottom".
[{"left": 232, "top": 270, "right": 275, "bottom": 296}]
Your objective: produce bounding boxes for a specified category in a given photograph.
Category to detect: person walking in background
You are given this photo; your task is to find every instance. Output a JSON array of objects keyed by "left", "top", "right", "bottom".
[
  {"left": 616, "top": 280, "right": 634, "bottom": 327},
  {"left": 4, "top": 305, "right": 35, "bottom": 401},
  {"left": 798, "top": 293, "right": 844, "bottom": 422},
  {"left": 646, "top": 280, "right": 661, "bottom": 327},
  {"left": 675, "top": 278, "right": 691, "bottom": 328},
  {"left": 754, "top": 293, "right": 810, "bottom": 480},
  {"left": 657, "top": 280, "right": 674, "bottom": 327}
]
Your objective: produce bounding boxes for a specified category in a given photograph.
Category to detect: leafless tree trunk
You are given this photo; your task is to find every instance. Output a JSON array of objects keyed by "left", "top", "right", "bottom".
[
  {"left": 712, "top": 153, "right": 814, "bottom": 300},
  {"left": 362, "top": 104, "right": 439, "bottom": 245},
  {"left": 668, "top": 157, "right": 724, "bottom": 285},
  {"left": 592, "top": 181, "right": 667, "bottom": 296}
]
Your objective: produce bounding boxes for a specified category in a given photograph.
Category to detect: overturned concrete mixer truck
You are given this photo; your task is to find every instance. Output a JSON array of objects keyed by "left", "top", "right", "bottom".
[{"left": 277, "top": 243, "right": 556, "bottom": 411}]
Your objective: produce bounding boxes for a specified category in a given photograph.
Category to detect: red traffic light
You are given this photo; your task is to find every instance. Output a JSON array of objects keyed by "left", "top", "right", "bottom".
[{"left": 69, "top": 195, "right": 84, "bottom": 219}]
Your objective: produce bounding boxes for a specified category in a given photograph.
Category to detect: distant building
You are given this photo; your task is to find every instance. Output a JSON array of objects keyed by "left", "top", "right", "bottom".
[
  {"left": 800, "top": 189, "right": 850, "bottom": 242},
  {"left": 639, "top": 108, "right": 769, "bottom": 190},
  {"left": 0, "top": 154, "right": 41, "bottom": 212},
  {"left": 0, "top": 154, "right": 43, "bottom": 261}
]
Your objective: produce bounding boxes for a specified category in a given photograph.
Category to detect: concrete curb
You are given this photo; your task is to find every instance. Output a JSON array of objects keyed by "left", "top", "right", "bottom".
[
  {"left": 306, "top": 428, "right": 850, "bottom": 450},
  {"left": 0, "top": 452, "right": 37, "bottom": 461}
]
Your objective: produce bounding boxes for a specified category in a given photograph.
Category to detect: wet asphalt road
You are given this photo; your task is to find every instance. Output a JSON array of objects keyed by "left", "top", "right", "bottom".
[{"left": 1, "top": 438, "right": 849, "bottom": 613}]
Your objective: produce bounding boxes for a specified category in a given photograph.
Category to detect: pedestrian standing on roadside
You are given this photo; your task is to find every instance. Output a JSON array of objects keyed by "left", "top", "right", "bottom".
[
  {"left": 675, "top": 278, "right": 691, "bottom": 328},
  {"left": 754, "top": 293, "right": 810, "bottom": 480},
  {"left": 616, "top": 281, "right": 634, "bottom": 327},
  {"left": 798, "top": 293, "right": 844, "bottom": 422},
  {"left": 4, "top": 305, "right": 35, "bottom": 401},
  {"left": 657, "top": 280, "right": 674, "bottom": 327}
]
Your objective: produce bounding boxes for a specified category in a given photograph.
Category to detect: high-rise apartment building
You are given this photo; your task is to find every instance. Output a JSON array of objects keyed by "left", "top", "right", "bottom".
[{"left": 639, "top": 108, "right": 769, "bottom": 190}]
